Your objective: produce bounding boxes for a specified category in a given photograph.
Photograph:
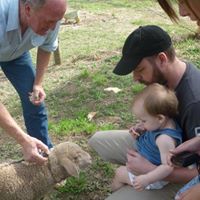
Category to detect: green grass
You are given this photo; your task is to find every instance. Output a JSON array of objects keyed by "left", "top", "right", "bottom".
[
  {"left": 54, "top": 156, "right": 115, "bottom": 200},
  {"left": 132, "top": 83, "right": 145, "bottom": 94},
  {"left": 175, "top": 38, "right": 200, "bottom": 66},
  {"left": 59, "top": 172, "right": 89, "bottom": 194},
  {"left": 49, "top": 116, "right": 115, "bottom": 136},
  {"left": 1, "top": 0, "right": 200, "bottom": 199},
  {"left": 69, "top": 0, "right": 155, "bottom": 11}
]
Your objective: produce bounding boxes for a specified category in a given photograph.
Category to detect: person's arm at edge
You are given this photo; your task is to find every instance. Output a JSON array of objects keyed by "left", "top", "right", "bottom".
[{"left": 0, "top": 103, "right": 49, "bottom": 164}]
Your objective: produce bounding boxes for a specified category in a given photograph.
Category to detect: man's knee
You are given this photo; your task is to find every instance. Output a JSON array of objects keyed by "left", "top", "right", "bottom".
[
  {"left": 88, "top": 131, "right": 114, "bottom": 162},
  {"left": 88, "top": 132, "right": 96, "bottom": 149},
  {"left": 88, "top": 131, "right": 104, "bottom": 149},
  {"left": 88, "top": 130, "right": 131, "bottom": 162}
]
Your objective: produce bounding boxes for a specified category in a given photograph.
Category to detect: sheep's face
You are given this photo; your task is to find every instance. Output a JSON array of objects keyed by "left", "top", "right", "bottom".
[
  {"left": 65, "top": 143, "right": 92, "bottom": 169},
  {"left": 54, "top": 142, "right": 92, "bottom": 177}
]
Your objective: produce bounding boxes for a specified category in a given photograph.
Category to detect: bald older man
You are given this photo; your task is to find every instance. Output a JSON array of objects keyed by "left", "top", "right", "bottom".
[{"left": 0, "top": 0, "right": 67, "bottom": 164}]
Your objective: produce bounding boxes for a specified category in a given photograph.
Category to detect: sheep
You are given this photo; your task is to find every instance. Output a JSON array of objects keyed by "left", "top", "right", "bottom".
[
  {"left": 63, "top": 10, "right": 80, "bottom": 24},
  {"left": 0, "top": 142, "right": 92, "bottom": 200}
]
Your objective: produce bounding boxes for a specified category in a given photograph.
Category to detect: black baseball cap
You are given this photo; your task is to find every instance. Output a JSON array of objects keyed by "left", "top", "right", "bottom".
[{"left": 113, "top": 25, "right": 172, "bottom": 75}]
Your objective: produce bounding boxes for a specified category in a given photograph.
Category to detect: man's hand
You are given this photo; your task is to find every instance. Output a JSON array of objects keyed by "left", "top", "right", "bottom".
[
  {"left": 170, "top": 136, "right": 200, "bottom": 157},
  {"left": 126, "top": 149, "right": 155, "bottom": 175},
  {"left": 21, "top": 135, "right": 50, "bottom": 165},
  {"left": 29, "top": 85, "right": 46, "bottom": 105}
]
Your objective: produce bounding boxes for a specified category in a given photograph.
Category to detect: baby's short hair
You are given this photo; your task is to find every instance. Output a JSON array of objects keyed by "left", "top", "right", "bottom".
[{"left": 133, "top": 83, "right": 178, "bottom": 118}]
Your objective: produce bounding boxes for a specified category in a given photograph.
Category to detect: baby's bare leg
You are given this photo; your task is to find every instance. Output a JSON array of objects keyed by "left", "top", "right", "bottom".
[{"left": 111, "top": 166, "right": 133, "bottom": 192}]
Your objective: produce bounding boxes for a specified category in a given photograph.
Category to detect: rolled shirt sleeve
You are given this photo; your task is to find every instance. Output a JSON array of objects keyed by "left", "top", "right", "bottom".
[
  {"left": 39, "top": 22, "right": 60, "bottom": 52},
  {"left": 0, "top": 0, "right": 61, "bottom": 61}
]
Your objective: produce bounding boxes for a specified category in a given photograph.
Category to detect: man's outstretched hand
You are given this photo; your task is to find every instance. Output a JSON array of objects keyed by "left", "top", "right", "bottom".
[{"left": 21, "top": 135, "right": 50, "bottom": 165}]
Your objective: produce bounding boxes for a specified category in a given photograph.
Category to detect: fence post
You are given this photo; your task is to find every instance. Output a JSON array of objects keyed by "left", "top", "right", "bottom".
[{"left": 53, "top": 42, "right": 61, "bottom": 65}]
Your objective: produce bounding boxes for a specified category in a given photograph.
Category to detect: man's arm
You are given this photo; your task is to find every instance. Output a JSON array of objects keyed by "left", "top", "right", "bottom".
[
  {"left": 166, "top": 166, "right": 197, "bottom": 183},
  {"left": 0, "top": 102, "right": 49, "bottom": 164},
  {"left": 30, "top": 48, "right": 51, "bottom": 105},
  {"left": 35, "top": 48, "right": 51, "bottom": 86},
  {"left": 171, "top": 136, "right": 200, "bottom": 156}
]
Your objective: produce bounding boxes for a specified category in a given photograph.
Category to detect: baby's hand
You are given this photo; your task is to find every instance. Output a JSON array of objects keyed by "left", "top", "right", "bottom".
[
  {"left": 129, "top": 126, "right": 140, "bottom": 139},
  {"left": 129, "top": 124, "right": 145, "bottom": 139},
  {"left": 133, "top": 175, "right": 149, "bottom": 191}
]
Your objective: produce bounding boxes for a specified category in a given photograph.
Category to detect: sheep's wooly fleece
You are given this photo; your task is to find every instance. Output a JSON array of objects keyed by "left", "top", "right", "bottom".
[{"left": 0, "top": 142, "right": 92, "bottom": 200}]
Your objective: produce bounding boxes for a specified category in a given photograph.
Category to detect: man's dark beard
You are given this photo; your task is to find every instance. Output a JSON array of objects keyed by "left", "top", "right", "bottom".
[
  {"left": 153, "top": 65, "right": 167, "bottom": 86},
  {"left": 143, "top": 57, "right": 168, "bottom": 86},
  {"left": 139, "top": 67, "right": 167, "bottom": 86}
]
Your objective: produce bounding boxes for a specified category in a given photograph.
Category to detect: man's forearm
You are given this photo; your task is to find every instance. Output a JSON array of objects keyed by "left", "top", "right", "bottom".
[
  {"left": 0, "top": 103, "right": 28, "bottom": 145},
  {"left": 35, "top": 48, "right": 51, "bottom": 85},
  {"left": 165, "top": 167, "right": 198, "bottom": 183}
]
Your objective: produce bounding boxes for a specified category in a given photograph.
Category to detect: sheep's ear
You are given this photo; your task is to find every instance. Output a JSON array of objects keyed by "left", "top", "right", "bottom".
[{"left": 59, "top": 158, "right": 80, "bottom": 177}]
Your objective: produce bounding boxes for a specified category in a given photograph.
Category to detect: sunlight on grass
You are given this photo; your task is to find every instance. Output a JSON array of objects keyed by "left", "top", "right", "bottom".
[
  {"left": 175, "top": 38, "right": 200, "bottom": 67},
  {"left": 78, "top": 69, "right": 90, "bottom": 79},
  {"left": 49, "top": 116, "right": 115, "bottom": 136},
  {"left": 68, "top": 0, "right": 154, "bottom": 11},
  {"left": 49, "top": 117, "right": 97, "bottom": 135},
  {"left": 92, "top": 74, "right": 108, "bottom": 86}
]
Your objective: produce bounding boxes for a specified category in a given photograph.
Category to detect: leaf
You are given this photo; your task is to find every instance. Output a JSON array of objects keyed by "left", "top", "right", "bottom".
[
  {"left": 87, "top": 112, "right": 97, "bottom": 121},
  {"left": 104, "top": 87, "right": 122, "bottom": 93}
]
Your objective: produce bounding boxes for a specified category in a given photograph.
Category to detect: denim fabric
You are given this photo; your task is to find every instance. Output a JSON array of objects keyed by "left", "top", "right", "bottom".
[
  {"left": 175, "top": 175, "right": 200, "bottom": 199},
  {"left": 136, "top": 122, "right": 182, "bottom": 165},
  {"left": 0, "top": 52, "right": 53, "bottom": 148}
]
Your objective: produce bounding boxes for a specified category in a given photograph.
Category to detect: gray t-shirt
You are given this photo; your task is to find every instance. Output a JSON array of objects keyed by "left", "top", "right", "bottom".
[{"left": 175, "top": 62, "right": 200, "bottom": 141}]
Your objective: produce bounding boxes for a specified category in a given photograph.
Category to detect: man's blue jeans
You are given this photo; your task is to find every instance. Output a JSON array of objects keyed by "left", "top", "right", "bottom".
[{"left": 0, "top": 52, "right": 53, "bottom": 148}]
